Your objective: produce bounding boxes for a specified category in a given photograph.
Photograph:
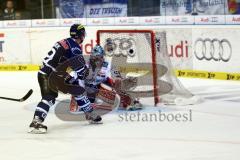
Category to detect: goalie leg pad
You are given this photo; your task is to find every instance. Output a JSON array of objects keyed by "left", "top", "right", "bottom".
[
  {"left": 97, "top": 84, "right": 132, "bottom": 109},
  {"left": 119, "top": 92, "right": 132, "bottom": 108},
  {"left": 97, "top": 84, "right": 116, "bottom": 104}
]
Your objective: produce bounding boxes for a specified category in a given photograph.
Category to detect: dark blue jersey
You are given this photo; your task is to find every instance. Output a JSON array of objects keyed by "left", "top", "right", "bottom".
[{"left": 40, "top": 38, "right": 83, "bottom": 75}]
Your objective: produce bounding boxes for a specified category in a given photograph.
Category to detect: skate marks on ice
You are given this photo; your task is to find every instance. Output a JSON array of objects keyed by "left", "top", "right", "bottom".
[
  {"left": 165, "top": 85, "right": 240, "bottom": 119},
  {"left": 189, "top": 84, "right": 240, "bottom": 103},
  {"left": 167, "top": 101, "right": 240, "bottom": 119}
]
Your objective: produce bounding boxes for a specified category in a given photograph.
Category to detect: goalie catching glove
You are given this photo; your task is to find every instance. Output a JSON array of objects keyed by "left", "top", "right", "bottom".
[
  {"left": 113, "top": 77, "right": 143, "bottom": 110},
  {"left": 113, "top": 77, "right": 137, "bottom": 92}
]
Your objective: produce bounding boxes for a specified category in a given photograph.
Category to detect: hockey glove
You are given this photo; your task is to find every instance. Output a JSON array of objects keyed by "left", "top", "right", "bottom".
[
  {"left": 64, "top": 73, "right": 79, "bottom": 85},
  {"left": 113, "top": 77, "right": 137, "bottom": 91},
  {"left": 76, "top": 65, "right": 89, "bottom": 80}
]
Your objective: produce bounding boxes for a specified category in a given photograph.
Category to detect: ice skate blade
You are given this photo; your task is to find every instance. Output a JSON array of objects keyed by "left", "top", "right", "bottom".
[
  {"left": 28, "top": 127, "right": 47, "bottom": 134},
  {"left": 88, "top": 120, "right": 103, "bottom": 125}
]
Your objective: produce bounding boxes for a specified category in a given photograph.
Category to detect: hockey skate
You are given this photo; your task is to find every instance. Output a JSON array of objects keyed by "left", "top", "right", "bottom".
[
  {"left": 28, "top": 117, "right": 47, "bottom": 134},
  {"left": 85, "top": 108, "right": 102, "bottom": 124},
  {"left": 126, "top": 99, "right": 143, "bottom": 111}
]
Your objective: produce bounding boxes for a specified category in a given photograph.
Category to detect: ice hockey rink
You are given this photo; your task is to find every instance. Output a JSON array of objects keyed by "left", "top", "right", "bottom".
[{"left": 0, "top": 71, "right": 240, "bottom": 160}]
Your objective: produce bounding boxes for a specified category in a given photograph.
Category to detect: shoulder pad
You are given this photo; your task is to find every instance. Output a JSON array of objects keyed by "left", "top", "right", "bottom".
[
  {"left": 102, "top": 61, "right": 108, "bottom": 67},
  {"left": 58, "top": 39, "right": 69, "bottom": 50}
]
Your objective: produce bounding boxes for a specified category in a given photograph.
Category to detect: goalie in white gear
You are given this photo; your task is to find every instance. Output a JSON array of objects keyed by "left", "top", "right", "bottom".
[{"left": 70, "top": 45, "right": 142, "bottom": 112}]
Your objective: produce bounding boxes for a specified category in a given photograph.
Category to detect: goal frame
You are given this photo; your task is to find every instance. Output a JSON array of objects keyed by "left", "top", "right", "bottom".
[{"left": 96, "top": 30, "right": 159, "bottom": 105}]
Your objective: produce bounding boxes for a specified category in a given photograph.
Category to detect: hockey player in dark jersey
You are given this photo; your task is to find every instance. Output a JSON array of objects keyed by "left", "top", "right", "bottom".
[{"left": 28, "top": 24, "right": 101, "bottom": 134}]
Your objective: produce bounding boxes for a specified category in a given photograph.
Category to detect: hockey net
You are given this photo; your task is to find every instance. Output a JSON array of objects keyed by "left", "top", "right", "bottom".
[{"left": 96, "top": 30, "right": 200, "bottom": 106}]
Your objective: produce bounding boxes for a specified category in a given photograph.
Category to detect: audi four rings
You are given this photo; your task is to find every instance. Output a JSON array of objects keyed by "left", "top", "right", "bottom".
[{"left": 194, "top": 38, "right": 232, "bottom": 62}]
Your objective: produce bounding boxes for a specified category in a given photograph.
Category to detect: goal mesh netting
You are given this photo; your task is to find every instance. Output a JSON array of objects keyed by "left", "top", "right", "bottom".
[{"left": 97, "top": 30, "right": 199, "bottom": 106}]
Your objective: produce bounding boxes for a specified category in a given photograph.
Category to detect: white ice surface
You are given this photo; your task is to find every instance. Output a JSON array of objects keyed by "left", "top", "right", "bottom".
[{"left": 0, "top": 72, "right": 240, "bottom": 160}]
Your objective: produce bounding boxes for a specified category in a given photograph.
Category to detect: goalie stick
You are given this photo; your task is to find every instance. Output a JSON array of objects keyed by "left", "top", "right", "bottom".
[{"left": 0, "top": 89, "right": 33, "bottom": 102}]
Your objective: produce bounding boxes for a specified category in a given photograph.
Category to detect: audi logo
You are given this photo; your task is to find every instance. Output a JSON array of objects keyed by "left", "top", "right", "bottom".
[
  {"left": 104, "top": 38, "right": 136, "bottom": 57},
  {"left": 194, "top": 38, "right": 232, "bottom": 62}
]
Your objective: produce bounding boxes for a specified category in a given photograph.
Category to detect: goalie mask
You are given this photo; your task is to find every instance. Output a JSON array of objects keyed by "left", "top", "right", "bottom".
[{"left": 90, "top": 45, "right": 105, "bottom": 68}]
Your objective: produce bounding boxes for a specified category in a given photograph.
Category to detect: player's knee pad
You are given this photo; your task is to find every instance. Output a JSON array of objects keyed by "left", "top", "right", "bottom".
[{"left": 74, "top": 95, "right": 92, "bottom": 113}]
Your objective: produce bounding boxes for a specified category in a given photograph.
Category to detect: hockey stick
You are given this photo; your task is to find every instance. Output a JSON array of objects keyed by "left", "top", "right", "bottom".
[{"left": 0, "top": 89, "right": 33, "bottom": 102}]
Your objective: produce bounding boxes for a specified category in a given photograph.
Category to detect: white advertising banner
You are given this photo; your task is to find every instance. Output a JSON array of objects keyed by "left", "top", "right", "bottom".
[
  {"left": 3, "top": 20, "right": 31, "bottom": 28},
  {"left": 86, "top": 17, "right": 115, "bottom": 26},
  {"left": 225, "top": 15, "right": 240, "bottom": 24},
  {"left": 114, "top": 17, "right": 140, "bottom": 25},
  {"left": 165, "top": 16, "right": 194, "bottom": 24},
  {"left": 194, "top": 15, "right": 225, "bottom": 24},
  {"left": 84, "top": 1, "right": 127, "bottom": 18},
  {"left": 0, "top": 28, "right": 31, "bottom": 64},
  {"left": 31, "top": 19, "right": 60, "bottom": 27},
  {"left": 59, "top": 18, "right": 86, "bottom": 26},
  {"left": 139, "top": 16, "right": 165, "bottom": 25},
  {"left": 158, "top": 28, "right": 193, "bottom": 69},
  {"left": 192, "top": 27, "right": 240, "bottom": 72}
]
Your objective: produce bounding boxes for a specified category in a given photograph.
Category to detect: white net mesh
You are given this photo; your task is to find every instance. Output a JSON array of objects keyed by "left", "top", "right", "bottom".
[
  {"left": 100, "top": 31, "right": 153, "bottom": 63},
  {"left": 154, "top": 31, "right": 195, "bottom": 104},
  {"left": 97, "top": 30, "right": 199, "bottom": 106}
]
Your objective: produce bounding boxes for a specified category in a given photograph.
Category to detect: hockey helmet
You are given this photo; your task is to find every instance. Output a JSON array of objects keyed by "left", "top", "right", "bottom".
[
  {"left": 90, "top": 45, "right": 105, "bottom": 67},
  {"left": 91, "top": 45, "right": 105, "bottom": 57},
  {"left": 70, "top": 24, "right": 86, "bottom": 40}
]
